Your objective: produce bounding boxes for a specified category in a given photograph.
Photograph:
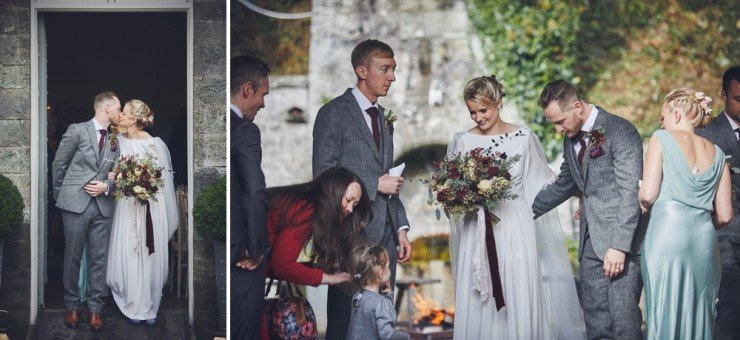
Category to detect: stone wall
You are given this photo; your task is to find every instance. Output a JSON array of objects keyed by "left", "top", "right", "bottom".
[
  {"left": 192, "top": 0, "right": 227, "bottom": 338},
  {"left": 0, "top": 0, "right": 32, "bottom": 338}
]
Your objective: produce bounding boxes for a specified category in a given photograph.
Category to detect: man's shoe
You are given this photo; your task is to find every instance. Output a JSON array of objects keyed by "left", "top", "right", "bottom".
[
  {"left": 64, "top": 310, "right": 79, "bottom": 329},
  {"left": 88, "top": 313, "right": 103, "bottom": 333}
]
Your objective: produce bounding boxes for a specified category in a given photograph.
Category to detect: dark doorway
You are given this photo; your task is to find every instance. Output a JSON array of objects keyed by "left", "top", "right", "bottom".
[{"left": 44, "top": 12, "right": 188, "bottom": 309}]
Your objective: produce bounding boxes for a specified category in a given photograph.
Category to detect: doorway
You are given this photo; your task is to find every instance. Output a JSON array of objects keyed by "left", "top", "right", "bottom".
[{"left": 30, "top": 3, "right": 194, "bottom": 326}]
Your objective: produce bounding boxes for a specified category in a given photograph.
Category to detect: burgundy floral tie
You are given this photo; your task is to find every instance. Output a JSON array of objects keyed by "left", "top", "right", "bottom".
[
  {"left": 365, "top": 107, "right": 381, "bottom": 150},
  {"left": 575, "top": 131, "right": 587, "bottom": 166}
]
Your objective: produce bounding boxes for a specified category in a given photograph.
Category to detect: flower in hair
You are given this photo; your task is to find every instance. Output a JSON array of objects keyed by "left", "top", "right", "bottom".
[
  {"left": 353, "top": 273, "right": 362, "bottom": 279},
  {"left": 695, "top": 92, "right": 713, "bottom": 116}
]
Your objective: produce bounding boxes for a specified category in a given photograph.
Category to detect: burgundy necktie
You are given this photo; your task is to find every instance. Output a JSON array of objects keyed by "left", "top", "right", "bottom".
[
  {"left": 98, "top": 129, "right": 107, "bottom": 152},
  {"left": 575, "top": 131, "right": 587, "bottom": 166},
  {"left": 365, "top": 107, "right": 381, "bottom": 150}
]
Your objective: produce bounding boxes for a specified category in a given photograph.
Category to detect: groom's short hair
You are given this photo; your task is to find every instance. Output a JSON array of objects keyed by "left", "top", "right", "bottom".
[
  {"left": 230, "top": 55, "right": 270, "bottom": 95},
  {"left": 93, "top": 91, "right": 119, "bottom": 110},
  {"left": 539, "top": 80, "right": 582, "bottom": 110},
  {"left": 351, "top": 39, "right": 394, "bottom": 68},
  {"left": 722, "top": 66, "right": 740, "bottom": 93}
]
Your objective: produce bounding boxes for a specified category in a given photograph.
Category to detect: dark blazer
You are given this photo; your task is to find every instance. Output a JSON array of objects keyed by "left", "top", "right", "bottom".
[
  {"left": 697, "top": 111, "right": 740, "bottom": 242},
  {"left": 533, "top": 108, "right": 646, "bottom": 261},
  {"left": 229, "top": 110, "right": 268, "bottom": 265},
  {"left": 312, "top": 89, "right": 410, "bottom": 246}
]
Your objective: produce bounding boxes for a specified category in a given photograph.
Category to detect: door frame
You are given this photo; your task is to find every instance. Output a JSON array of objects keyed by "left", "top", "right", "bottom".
[{"left": 29, "top": 0, "right": 195, "bottom": 325}]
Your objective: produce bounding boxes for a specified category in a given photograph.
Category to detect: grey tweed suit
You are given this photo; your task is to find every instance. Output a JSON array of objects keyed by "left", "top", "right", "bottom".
[
  {"left": 696, "top": 112, "right": 740, "bottom": 340},
  {"left": 51, "top": 119, "right": 118, "bottom": 313},
  {"left": 533, "top": 108, "right": 645, "bottom": 340},
  {"left": 313, "top": 89, "right": 410, "bottom": 340}
]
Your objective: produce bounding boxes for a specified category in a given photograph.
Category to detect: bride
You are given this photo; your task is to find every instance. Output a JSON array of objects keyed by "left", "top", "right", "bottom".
[
  {"left": 447, "top": 76, "right": 586, "bottom": 339},
  {"left": 106, "top": 99, "right": 177, "bottom": 325}
]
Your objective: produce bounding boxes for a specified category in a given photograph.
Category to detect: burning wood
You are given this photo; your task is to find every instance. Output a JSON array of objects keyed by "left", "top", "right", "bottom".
[{"left": 410, "top": 291, "right": 454, "bottom": 330}]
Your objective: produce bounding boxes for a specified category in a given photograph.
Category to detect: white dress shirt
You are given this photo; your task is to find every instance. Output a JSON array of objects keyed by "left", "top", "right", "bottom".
[
  {"left": 230, "top": 103, "right": 244, "bottom": 119},
  {"left": 573, "top": 105, "right": 599, "bottom": 156},
  {"left": 725, "top": 111, "right": 740, "bottom": 141}
]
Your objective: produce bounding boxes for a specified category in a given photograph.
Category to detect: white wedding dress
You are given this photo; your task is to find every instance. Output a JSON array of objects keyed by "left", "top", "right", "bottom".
[
  {"left": 447, "top": 127, "right": 586, "bottom": 340},
  {"left": 106, "top": 135, "right": 177, "bottom": 320}
]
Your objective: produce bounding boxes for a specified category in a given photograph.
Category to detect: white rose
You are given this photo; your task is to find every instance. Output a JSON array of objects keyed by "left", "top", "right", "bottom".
[
  {"left": 133, "top": 186, "right": 144, "bottom": 194},
  {"left": 478, "top": 179, "right": 493, "bottom": 194},
  {"left": 134, "top": 169, "right": 142, "bottom": 177}
]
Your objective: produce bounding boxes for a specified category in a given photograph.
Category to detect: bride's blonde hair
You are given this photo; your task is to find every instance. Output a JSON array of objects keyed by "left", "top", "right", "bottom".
[
  {"left": 663, "top": 88, "right": 713, "bottom": 128},
  {"left": 125, "top": 99, "right": 154, "bottom": 128},
  {"left": 463, "top": 75, "right": 506, "bottom": 108}
]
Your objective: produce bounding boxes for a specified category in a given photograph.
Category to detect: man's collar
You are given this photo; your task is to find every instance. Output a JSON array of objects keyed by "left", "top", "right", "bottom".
[
  {"left": 91, "top": 117, "right": 106, "bottom": 130},
  {"left": 724, "top": 111, "right": 739, "bottom": 131},
  {"left": 581, "top": 104, "right": 599, "bottom": 132},
  {"left": 230, "top": 103, "right": 244, "bottom": 119},
  {"left": 351, "top": 86, "right": 379, "bottom": 112}
]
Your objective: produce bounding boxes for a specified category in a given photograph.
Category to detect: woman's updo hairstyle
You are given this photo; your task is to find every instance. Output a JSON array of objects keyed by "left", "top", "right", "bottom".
[
  {"left": 463, "top": 75, "right": 506, "bottom": 108},
  {"left": 663, "top": 88, "right": 713, "bottom": 128},
  {"left": 126, "top": 99, "right": 155, "bottom": 128}
]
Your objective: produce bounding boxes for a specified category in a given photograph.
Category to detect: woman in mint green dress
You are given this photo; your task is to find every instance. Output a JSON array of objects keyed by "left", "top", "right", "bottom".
[{"left": 639, "top": 88, "right": 734, "bottom": 340}]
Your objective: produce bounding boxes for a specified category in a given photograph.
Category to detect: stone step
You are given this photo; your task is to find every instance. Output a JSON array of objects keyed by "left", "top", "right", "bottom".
[{"left": 31, "top": 306, "right": 190, "bottom": 340}]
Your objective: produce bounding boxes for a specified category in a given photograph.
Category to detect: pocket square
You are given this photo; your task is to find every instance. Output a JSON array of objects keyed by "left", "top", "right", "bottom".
[{"left": 589, "top": 145, "right": 605, "bottom": 159}]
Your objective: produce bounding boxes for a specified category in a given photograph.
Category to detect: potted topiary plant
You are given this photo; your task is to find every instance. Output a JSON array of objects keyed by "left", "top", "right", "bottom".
[
  {"left": 0, "top": 174, "right": 24, "bottom": 288},
  {"left": 193, "top": 176, "right": 226, "bottom": 334}
]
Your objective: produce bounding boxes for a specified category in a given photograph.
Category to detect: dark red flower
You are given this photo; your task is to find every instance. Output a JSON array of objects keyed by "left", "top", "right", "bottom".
[
  {"left": 488, "top": 166, "right": 500, "bottom": 177},
  {"left": 437, "top": 191, "right": 447, "bottom": 202}
]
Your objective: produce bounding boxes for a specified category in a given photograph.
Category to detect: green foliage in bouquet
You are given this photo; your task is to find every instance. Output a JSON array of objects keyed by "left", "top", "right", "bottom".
[
  {"left": 194, "top": 176, "right": 226, "bottom": 242},
  {"left": 0, "top": 174, "right": 24, "bottom": 237}
]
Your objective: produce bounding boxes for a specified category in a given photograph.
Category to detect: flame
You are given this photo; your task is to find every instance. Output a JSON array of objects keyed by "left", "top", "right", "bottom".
[{"left": 410, "top": 291, "right": 454, "bottom": 327}]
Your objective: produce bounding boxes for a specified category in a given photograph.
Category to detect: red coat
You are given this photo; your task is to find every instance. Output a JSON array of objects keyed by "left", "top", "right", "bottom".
[{"left": 266, "top": 200, "right": 324, "bottom": 287}]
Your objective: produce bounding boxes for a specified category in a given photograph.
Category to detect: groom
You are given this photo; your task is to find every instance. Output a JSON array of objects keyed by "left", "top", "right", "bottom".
[
  {"left": 52, "top": 91, "right": 121, "bottom": 332},
  {"left": 532, "top": 80, "right": 645, "bottom": 339},
  {"left": 313, "top": 39, "right": 412, "bottom": 340}
]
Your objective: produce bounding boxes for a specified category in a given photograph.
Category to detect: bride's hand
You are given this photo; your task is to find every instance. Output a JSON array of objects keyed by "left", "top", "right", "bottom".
[{"left": 107, "top": 172, "right": 116, "bottom": 180}]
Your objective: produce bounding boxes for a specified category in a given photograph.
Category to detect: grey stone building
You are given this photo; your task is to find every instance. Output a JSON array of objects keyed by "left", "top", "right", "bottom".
[{"left": 0, "top": 1, "right": 226, "bottom": 339}]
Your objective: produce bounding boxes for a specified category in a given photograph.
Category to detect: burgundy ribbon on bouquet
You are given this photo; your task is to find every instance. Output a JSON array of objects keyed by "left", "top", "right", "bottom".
[
  {"left": 484, "top": 207, "right": 505, "bottom": 311},
  {"left": 145, "top": 201, "right": 155, "bottom": 255}
]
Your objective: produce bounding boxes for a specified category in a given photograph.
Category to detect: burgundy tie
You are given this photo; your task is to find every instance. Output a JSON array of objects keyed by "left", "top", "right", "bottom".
[
  {"left": 98, "top": 129, "right": 107, "bottom": 152},
  {"left": 575, "top": 131, "right": 587, "bottom": 166},
  {"left": 365, "top": 107, "right": 381, "bottom": 150}
]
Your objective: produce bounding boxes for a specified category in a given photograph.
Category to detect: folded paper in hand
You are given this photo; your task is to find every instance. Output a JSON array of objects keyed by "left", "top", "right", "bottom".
[{"left": 389, "top": 163, "right": 405, "bottom": 177}]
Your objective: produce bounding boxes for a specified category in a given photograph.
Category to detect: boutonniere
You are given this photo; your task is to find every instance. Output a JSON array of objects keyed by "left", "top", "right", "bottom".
[
  {"left": 108, "top": 124, "right": 121, "bottom": 152},
  {"left": 383, "top": 108, "right": 397, "bottom": 134},
  {"left": 587, "top": 126, "right": 606, "bottom": 159}
]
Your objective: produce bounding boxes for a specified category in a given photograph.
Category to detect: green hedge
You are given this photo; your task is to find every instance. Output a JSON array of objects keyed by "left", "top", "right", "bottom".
[
  {"left": 193, "top": 176, "right": 226, "bottom": 242},
  {"left": 0, "top": 174, "right": 23, "bottom": 237}
]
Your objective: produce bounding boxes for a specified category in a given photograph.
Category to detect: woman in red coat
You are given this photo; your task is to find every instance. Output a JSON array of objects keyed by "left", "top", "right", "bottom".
[{"left": 265, "top": 166, "right": 372, "bottom": 286}]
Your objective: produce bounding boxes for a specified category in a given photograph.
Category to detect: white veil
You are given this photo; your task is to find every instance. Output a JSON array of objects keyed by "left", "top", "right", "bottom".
[
  {"left": 154, "top": 138, "right": 178, "bottom": 240},
  {"left": 522, "top": 130, "right": 587, "bottom": 340}
]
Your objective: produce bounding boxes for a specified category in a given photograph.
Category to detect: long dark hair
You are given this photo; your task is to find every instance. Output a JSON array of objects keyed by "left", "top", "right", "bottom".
[{"left": 267, "top": 167, "right": 372, "bottom": 272}]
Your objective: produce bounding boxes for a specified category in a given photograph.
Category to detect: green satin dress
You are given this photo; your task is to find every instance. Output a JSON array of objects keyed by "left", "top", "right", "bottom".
[{"left": 641, "top": 130, "right": 724, "bottom": 340}]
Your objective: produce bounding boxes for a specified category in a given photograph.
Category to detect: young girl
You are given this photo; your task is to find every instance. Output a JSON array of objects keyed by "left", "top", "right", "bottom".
[{"left": 346, "top": 244, "right": 410, "bottom": 340}]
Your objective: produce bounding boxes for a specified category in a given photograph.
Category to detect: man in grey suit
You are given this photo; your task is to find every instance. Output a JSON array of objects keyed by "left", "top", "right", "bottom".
[
  {"left": 229, "top": 55, "right": 270, "bottom": 340},
  {"left": 313, "top": 39, "right": 413, "bottom": 340},
  {"left": 696, "top": 65, "right": 740, "bottom": 340},
  {"left": 52, "top": 91, "right": 121, "bottom": 332},
  {"left": 532, "top": 80, "right": 645, "bottom": 339}
]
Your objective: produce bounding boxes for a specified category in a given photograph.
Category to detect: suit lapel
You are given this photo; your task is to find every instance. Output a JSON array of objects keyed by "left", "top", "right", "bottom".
[
  {"left": 378, "top": 104, "right": 390, "bottom": 170},
  {"left": 582, "top": 110, "right": 609, "bottom": 187},
  {"left": 716, "top": 113, "right": 740, "bottom": 162},
  {"left": 86, "top": 121, "right": 102, "bottom": 164},
  {"left": 564, "top": 137, "right": 585, "bottom": 189},
  {"left": 342, "top": 90, "right": 382, "bottom": 164}
]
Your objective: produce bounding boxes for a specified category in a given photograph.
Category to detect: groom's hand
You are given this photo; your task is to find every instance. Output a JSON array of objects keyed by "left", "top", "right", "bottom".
[
  {"left": 603, "top": 248, "right": 626, "bottom": 278},
  {"left": 235, "top": 255, "right": 263, "bottom": 271},
  {"left": 397, "top": 230, "right": 412, "bottom": 263},
  {"left": 379, "top": 174, "right": 404, "bottom": 195},
  {"left": 85, "top": 181, "right": 109, "bottom": 197}
]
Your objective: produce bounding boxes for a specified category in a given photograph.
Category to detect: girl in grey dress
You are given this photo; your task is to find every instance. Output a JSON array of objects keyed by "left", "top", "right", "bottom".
[{"left": 347, "top": 244, "right": 410, "bottom": 340}]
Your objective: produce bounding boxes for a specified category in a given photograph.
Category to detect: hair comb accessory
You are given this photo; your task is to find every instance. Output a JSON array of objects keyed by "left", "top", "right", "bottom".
[{"left": 694, "top": 91, "right": 713, "bottom": 116}]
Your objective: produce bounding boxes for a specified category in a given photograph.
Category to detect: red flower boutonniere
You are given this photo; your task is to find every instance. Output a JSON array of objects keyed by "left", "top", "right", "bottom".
[
  {"left": 108, "top": 124, "right": 121, "bottom": 153},
  {"left": 587, "top": 126, "right": 606, "bottom": 159},
  {"left": 383, "top": 109, "right": 397, "bottom": 134}
]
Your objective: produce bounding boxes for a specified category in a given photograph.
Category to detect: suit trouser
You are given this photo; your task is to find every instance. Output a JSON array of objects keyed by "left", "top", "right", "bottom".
[
  {"left": 579, "top": 237, "right": 643, "bottom": 340},
  {"left": 230, "top": 265, "right": 265, "bottom": 340},
  {"left": 326, "top": 225, "right": 398, "bottom": 340},
  {"left": 715, "top": 239, "right": 740, "bottom": 340},
  {"left": 61, "top": 199, "right": 112, "bottom": 313}
]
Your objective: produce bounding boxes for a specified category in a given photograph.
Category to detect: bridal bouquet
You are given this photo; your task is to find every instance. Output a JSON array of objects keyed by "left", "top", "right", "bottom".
[
  {"left": 423, "top": 147, "right": 521, "bottom": 224},
  {"left": 111, "top": 154, "right": 165, "bottom": 205}
]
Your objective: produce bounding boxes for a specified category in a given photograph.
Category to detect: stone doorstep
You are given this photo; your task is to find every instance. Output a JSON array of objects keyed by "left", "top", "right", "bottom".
[{"left": 32, "top": 307, "right": 191, "bottom": 340}]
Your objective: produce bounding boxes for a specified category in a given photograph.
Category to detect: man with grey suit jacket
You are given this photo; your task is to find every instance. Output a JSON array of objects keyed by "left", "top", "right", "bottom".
[
  {"left": 229, "top": 55, "right": 270, "bottom": 340},
  {"left": 313, "top": 39, "right": 413, "bottom": 340},
  {"left": 696, "top": 65, "right": 740, "bottom": 340},
  {"left": 532, "top": 80, "right": 645, "bottom": 339},
  {"left": 52, "top": 91, "right": 121, "bottom": 332}
]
